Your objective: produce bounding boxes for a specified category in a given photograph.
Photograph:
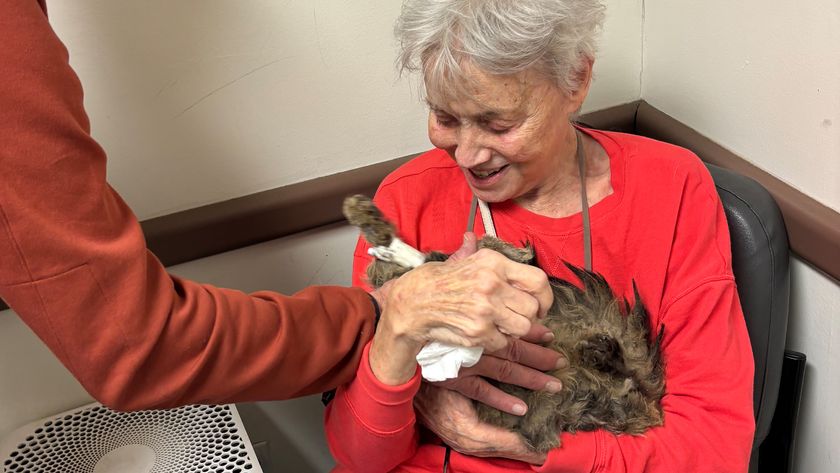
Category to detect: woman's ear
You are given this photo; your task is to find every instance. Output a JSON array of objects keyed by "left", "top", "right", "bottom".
[{"left": 566, "top": 59, "right": 595, "bottom": 114}]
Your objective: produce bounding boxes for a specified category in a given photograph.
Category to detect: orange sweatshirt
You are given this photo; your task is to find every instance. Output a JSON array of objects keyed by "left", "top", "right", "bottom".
[{"left": 0, "top": 0, "right": 375, "bottom": 410}]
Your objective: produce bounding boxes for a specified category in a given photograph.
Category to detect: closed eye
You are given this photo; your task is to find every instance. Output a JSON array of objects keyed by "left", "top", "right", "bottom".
[
  {"left": 488, "top": 125, "right": 513, "bottom": 134},
  {"left": 481, "top": 120, "right": 515, "bottom": 135},
  {"left": 434, "top": 112, "right": 458, "bottom": 128}
]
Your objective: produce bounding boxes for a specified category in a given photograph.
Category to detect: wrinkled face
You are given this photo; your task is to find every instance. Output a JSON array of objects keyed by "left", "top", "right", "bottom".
[{"left": 425, "top": 63, "right": 583, "bottom": 205}]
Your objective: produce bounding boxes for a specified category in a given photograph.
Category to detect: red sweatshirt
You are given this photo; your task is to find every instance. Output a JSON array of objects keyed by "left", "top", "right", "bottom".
[
  {"left": 0, "top": 0, "right": 375, "bottom": 410},
  {"left": 325, "top": 129, "right": 755, "bottom": 472}
]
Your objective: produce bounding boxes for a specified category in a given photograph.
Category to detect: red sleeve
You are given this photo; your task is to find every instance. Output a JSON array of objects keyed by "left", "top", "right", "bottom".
[
  {"left": 536, "top": 163, "right": 755, "bottom": 472},
  {"left": 0, "top": 0, "right": 375, "bottom": 410},
  {"left": 325, "top": 341, "right": 422, "bottom": 473}
]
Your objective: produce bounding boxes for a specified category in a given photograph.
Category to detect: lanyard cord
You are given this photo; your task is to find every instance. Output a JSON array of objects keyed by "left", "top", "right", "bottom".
[
  {"left": 467, "top": 129, "right": 592, "bottom": 271},
  {"left": 577, "top": 129, "right": 592, "bottom": 271}
]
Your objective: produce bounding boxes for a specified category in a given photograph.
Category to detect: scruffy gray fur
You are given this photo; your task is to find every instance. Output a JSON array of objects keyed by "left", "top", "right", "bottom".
[{"left": 343, "top": 195, "right": 665, "bottom": 453}]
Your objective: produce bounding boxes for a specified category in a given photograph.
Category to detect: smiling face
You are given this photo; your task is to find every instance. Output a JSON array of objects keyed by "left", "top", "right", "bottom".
[{"left": 425, "top": 63, "right": 590, "bottom": 208}]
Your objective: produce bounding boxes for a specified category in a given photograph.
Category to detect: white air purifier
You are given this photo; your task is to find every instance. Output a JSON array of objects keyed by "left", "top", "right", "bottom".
[{"left": 1, "top": 403, "right": 263, "bottom": 473}]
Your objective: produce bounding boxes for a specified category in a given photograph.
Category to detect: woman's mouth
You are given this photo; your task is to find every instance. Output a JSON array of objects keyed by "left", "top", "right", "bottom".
[
  {"left": 470, "top": 166, "right": 506, "bottom": 178},
  {"left": 466, "top": 164, "right": 509, "bottom": 187}
]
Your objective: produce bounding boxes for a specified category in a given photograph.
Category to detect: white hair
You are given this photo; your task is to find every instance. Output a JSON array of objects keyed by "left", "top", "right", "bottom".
[{"left": 395, "top": 0, "right": 606, "bottom": 95}]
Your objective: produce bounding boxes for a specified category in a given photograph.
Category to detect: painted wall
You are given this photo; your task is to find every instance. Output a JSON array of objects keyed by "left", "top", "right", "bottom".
[
  {"left": 642, "top": 1, "right": 840, "bottom": 471},
  {"left": 47, "top": 0, "right": 643, "bottom": 220}
]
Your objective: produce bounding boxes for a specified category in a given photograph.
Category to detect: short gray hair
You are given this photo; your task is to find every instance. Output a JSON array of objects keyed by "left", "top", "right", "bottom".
[{"left": 395, "top": 0, "right": 606, "bottom": 94}]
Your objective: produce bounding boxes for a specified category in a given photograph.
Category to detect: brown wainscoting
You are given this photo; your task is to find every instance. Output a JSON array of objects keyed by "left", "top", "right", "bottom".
[
  {"left": 141, "top": 155, "right": 415, "bottom": 267},
  {"left": 631, "top": 101, "right": 840, "bottom": 282},
  {"left": 1, "top": 101, "right": 837, "bottom": 312}
]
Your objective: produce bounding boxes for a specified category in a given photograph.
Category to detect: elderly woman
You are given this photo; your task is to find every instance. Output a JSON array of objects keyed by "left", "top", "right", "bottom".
[{"left": 325, "top": 0, "right": 755, "bottom": 471}]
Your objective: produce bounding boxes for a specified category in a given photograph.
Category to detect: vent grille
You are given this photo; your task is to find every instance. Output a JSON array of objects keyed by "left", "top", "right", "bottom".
[{"left": 2, "top": 403, "right": 262, "bottom": 473}]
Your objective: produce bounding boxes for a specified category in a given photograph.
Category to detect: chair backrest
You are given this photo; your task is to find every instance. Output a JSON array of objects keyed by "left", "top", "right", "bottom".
[{"left": 705, "top": 164, "right": 791, "bottom": 453}]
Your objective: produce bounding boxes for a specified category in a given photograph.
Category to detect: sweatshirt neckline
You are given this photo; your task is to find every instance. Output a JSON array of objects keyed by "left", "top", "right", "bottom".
[{"left": 489, "top": 127, "right": 626, "bottom": 237}]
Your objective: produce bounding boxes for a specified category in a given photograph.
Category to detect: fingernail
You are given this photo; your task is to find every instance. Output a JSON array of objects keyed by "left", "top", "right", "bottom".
[
  {"left": 545, "top": 381, "right": 563, "bottom": 393},
  {"left": 542, "top": 332, "right": 555, "bottom": 342},
  {"left": 555, "top": 357, "right": 569, "bottom": 369},
  {"left": 512, "top": 404, "right": 527, "bottom": 415}
]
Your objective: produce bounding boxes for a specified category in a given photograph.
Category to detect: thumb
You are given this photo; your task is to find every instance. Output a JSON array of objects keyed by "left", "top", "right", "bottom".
[{"left": 449, "top": 232, "right": 478, "bottom": 261}]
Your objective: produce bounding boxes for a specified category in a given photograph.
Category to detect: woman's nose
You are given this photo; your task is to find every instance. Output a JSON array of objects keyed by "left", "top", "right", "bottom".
[{"left": 453, "top": 126, "right": 491, "bottom": 168}]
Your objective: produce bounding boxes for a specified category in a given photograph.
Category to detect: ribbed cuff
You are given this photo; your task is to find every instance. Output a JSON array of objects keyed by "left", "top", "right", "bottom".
[
  {"left": 343, "top": 340, "right": 421, "bottom": 434},
  {"left": 366, "top": 292, "right": 382, "bottom": 328}
]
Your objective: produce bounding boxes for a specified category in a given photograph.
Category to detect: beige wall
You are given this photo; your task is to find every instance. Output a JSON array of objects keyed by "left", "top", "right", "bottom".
[{"left": 642, "top": 1, "right": 840, "bottom": 471}]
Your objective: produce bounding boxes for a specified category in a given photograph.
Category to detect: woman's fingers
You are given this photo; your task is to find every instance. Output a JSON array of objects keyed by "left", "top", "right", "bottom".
[
  {"left": 442, "top": 374, "right": 530, "bottom": 415},
  {"left": 487, "top": 250, "right": 553, "bottom": 319},
  {"left": 493, "top": 282, "right": 540, "bottom": 337},
  {"left": 487, "top": 333, "right": 567, "bottom": 372},
  {"left": 448, "top": 232, "right": 478, "bottom": 261},
  {"left": 471, "top": 249, "right": 553, "bottom": 319},
  {"left": 461, "top": 354, "right": 562, "bottom": 392}
]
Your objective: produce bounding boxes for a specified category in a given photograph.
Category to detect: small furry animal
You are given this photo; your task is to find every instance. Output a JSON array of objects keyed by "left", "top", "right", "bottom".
[{"left": 343, "top": 195, "right": 666, "bottom": 453}]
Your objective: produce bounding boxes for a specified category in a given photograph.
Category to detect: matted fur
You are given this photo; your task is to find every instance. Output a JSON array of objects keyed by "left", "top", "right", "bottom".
[{"left": 343, "top": 195, "right": 666, "bottom": 453}]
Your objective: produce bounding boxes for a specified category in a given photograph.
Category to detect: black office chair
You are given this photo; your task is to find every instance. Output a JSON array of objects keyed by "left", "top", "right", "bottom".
[{"left": 705, "top": 164, "right": 806, "bottom": 473}]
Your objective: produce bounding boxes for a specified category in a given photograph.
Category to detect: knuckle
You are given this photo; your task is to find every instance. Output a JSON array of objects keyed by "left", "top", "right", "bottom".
[
  {"left": 472, "top": 379, "right": 492, "bottom": 400},
  {"left": 508, "top": 318, "right": 531, "bottom": 337},
  {"left": 461, "top": 325, "right": 482, "bottom": 339},
  {"left": 505, "top": 338, "right": 523, "bottom": 362},
  {"left": 526, "top": 296, "right": 540, "bottom": 317},
  {"left": 496, "top": 360, "right": 515, "bottom": 380},
  {"left": 473, "top": 275, "right": 499, "bottom": 295},
  {"left": 458, "top": 377, "right": 482, "bottom": 398}
]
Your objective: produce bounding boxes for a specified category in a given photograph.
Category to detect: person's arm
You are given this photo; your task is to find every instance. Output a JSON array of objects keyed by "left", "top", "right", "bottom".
[
  {"left": 324, "top": 342, "right": 422, "bottom": 473},
  {"left": 0, "top": 0, "right": 376, "bottom": 410}
]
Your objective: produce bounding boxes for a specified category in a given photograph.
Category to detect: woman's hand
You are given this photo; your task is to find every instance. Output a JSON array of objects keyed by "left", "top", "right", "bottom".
[
  {"left": 368, "top": 233, "right": 553, "bottom": 385},
  {"left": 435, "top": 323, "right": 566, "bottom": 415},
  {"left": 414, "top": 383, "right": 547, "bottom": 465}
]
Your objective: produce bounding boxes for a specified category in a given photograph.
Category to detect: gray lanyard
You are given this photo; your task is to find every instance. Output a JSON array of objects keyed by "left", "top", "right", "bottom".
[{"left": 466, "top": 130, "right": 592, "bottom": 271}]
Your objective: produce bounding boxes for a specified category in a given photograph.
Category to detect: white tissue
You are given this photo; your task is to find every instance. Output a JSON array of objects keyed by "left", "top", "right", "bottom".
[
  {"left": 415, "top": 342, "right": 484, "bottom": 382},
  {"left": 368, "top": 237, "right": 427, "bottom": 268}
]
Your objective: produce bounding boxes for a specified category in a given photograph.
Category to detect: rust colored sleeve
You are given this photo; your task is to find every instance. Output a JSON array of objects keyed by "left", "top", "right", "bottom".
[{"left": 0, "top": 0, "right": 375, "bottom": 410}]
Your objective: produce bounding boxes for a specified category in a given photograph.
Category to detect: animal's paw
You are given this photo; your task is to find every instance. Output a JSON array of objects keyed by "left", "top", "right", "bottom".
[{"left": 477, "top": 236, "right": 535, "bottom": 264}]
